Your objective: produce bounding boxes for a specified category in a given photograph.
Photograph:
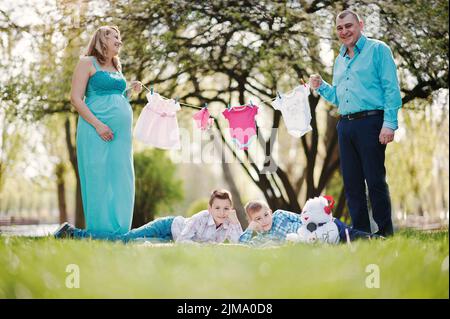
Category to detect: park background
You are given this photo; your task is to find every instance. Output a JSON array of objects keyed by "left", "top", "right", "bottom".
[
  {"left": 0, "top": 0, "right": 448, "bottom": 299},
  {"left": 1, "top": 0, "right": 448, "bottom": 231}
]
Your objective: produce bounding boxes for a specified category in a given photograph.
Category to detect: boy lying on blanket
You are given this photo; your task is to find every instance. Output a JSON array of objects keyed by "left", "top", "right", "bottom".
[
  {"left": 238, "top": 201, "right": 302, "bottom": 246},
  {"left": 54, "top": 189, "right": 243, "bottom": 244},
  {"left": 239, "top": 196, "right": 379, "bottom": 246}
]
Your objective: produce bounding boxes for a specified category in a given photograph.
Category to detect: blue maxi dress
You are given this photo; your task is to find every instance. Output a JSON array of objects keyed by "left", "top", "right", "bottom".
[{"left": 76, "top": 56, "right": 134, "bottom": 235}]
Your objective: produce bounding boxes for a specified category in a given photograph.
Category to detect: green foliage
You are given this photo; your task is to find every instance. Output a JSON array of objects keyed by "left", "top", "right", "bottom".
[
  {"left": 323, "top": 170, "right": 343, "bottom": 201},
  {"left": 0, "top": 230, "right": 447, "bottom": 298},
  {"left": 133, "top": 149, "right": 184, "bottom": 227},
  {"left": 376, "top": 0, "right": 449, "bottom": 95},
  {"left": 386, "top": 100, "right": 449, "bottom": 215},
  {"left": 0, "top": 80, "right": 28, "bottom": 193},
  {"left": 185, "top": 198, "right": 209, "bottom": 217},
  {"left": 1, "top": 1, "right": 448, "bottom": 219},
  {"left": 0, "top": 118, "right": 22, "bottom": 193},
  {"left": 103, "top": 0, "right": 449, "bottom": 210},
  {"left": 323, "top": 170, "right": 350, "bottom": 219}
]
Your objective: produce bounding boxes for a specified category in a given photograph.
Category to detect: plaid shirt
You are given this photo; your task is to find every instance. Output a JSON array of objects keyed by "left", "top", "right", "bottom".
[
  {"left": 175, "top": 210, "right": 243, "bottom": 243},
  {"left": 239, "top": 210, "right": 302, "bottom": 245}
]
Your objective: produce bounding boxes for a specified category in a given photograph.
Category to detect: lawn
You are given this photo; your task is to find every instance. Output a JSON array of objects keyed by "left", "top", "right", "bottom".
[{"left": 0, "top": 229, "right": 448, "bottom": 299}]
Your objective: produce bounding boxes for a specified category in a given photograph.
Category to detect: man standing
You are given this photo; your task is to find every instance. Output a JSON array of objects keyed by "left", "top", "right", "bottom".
[{"left": 309, "top": 9, "right": 402, "bottom": 236}]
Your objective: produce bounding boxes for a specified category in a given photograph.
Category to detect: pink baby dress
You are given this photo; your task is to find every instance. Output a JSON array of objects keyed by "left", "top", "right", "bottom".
[
  {"left": 134, "top": 92, "right": 181, "bottom": 150},
  {"left": 222, "top": 105, "right": 259, "bottom": 150},
  {"left": 192, "top": 107, "right": 214, "bottom": 130}
]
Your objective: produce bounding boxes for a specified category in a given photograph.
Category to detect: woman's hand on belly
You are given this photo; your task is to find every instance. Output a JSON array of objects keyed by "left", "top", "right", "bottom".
[{"left": 95, "top": 122, "right": 114, "bottom": 141}]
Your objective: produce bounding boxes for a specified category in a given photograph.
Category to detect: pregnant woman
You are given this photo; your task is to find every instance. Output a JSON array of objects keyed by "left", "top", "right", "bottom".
[{"left": 57, "top": 26, "right": 142, "bottom": 237}]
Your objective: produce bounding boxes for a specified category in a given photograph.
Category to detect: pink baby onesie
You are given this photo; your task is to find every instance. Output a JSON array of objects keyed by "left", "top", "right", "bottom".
[
  {"left": 192, "top": 107, "right": 213, "bottom": 130},
  {"left": 133, "top": 92, "right": 181, "bottom": 150},
  {"left": 222, "top": 105, "right": 259, "bottom": 150}
]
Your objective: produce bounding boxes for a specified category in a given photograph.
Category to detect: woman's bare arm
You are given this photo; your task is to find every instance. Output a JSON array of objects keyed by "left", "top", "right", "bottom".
[{"left": 70, "top": 57, "right": 114, "bottom": 141}]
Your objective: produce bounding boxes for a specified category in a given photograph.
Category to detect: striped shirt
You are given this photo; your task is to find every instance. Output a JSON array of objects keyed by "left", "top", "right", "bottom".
[{"left": 175, "top": 210, "right": 243, "bottom": 243}]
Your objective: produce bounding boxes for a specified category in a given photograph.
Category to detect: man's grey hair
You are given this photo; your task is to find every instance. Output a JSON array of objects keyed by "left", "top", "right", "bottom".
[{"left": 337, "top": 9, "right": 362, "bottom": 22}]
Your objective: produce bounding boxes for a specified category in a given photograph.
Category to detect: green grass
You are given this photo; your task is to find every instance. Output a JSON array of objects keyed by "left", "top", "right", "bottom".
[{"left": 0, "top": 229, "right": 448, "bottom": 298}]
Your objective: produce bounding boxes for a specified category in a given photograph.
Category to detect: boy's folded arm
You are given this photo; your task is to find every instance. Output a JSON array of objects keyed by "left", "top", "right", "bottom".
[
  {"left": 227, "top": 223, "right": 244, "bottom": 243},
  {"left": 292, "top": 212, "right": 302, "bottom": 224},
  {"left": 238, "top": 228, "right": 254, "bottom": 243},
  {"left": 286, "top": 211, "right": 302, "bottom": 224},
  {"left": 275, "top": 209, "right": 301, "bottom": 223}
]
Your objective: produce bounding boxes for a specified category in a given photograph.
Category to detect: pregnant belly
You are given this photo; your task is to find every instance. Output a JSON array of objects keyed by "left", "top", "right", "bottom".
[{"left": 86, "top": 95, "right": 132, "bottom": 131}]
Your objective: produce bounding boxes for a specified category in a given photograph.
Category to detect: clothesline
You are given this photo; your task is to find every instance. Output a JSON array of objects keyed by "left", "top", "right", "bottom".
[
  {"left": 133, "top": 80, "right": 309, "bottom": 111},
  {"left": 133, "top": 79, "right": 312, "bottom": 150}
]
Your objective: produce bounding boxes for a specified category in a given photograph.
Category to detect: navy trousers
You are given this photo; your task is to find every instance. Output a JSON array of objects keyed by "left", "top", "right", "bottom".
[
  {"left": 337, "top": 113, "right": 393, "bottom": 236},
  {"left": 334, "top": 218, "right": 380, "bottom": 242}
]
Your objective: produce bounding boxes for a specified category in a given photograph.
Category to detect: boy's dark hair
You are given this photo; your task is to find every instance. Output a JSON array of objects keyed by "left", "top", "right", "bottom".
[{"left": 209, "top": 189, "right": 233, "bottom": 206}]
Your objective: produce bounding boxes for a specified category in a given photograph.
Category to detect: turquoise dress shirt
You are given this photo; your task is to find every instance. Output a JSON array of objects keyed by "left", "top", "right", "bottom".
[{"left": 317, "top": 34, "right": 402, "bottom": 130}]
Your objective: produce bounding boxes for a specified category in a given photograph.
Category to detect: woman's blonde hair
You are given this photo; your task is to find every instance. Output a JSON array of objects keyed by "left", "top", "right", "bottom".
[{"left": 85, "top": 26, "right": 122, "bottom": 71}]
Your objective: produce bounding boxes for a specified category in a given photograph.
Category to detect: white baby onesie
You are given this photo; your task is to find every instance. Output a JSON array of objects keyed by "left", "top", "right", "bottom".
[{"left": 271, "top": 85, "right": 312, "bottom": 138}]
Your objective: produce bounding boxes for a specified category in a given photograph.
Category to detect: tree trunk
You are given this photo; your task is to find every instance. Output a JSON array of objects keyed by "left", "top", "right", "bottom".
[
  {"left": 334, "top": 185, "right": 347, "bottom": 219},
  {"left": 65, "top": 116, "right": 85, "bottom": 228},
  {"left": 221, "top": 162, "right": 247, "bottom": 228},
  {"left": 55, "top": 162, "right": 68, "bottom": 224},
  {"left": 131, "top": 211, "right": 146, "bottom": 229},
  {"left": 212, "top": 134, "right": 247, "bottom": 227},
  {"left": 74, "top": 173, "right": 84, "bottom": 228}
]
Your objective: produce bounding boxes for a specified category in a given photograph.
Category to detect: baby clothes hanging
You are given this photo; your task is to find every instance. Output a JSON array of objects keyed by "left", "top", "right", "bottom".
[
  {"left": 271, "top": 85, "right": 312, "bottom": 138},
  {"left": 192, "top": 107, "right": 214, "bottom": 130},
  {"left": 134, "top": 92, "right": 181, "bottom": 150},
  {"left": 222, "top": 105, "right": 259, "bottom": 150}
]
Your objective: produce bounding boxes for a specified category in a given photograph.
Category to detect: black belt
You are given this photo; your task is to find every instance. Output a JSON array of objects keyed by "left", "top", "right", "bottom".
[{"left": 340, "top": 110, "right": 383, "bottom": 120}]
